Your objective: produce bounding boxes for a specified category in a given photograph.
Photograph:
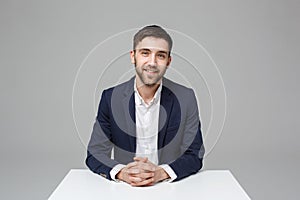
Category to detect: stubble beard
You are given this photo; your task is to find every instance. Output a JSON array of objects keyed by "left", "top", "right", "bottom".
[{"left": 135, "top": 64, "right": 166, "bottom": 88}]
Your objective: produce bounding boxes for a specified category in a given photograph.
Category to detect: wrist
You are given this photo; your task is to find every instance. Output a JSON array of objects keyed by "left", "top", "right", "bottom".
[
  {"left": 158, "top": 167, "right": 170, "bottom": 181},
  {"left": 116, "top": 170, "right": 123, "bottom": 180}
]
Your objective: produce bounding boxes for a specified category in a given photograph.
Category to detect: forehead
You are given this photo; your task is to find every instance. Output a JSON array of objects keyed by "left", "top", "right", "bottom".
[{"left": 135, "top": 37, "right": 169, "bottom": 52}]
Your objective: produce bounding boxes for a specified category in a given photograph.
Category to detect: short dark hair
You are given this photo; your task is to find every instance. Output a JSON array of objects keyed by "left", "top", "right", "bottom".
[{"left": 133, "top": 25, "right": 173, "bottom": 54}]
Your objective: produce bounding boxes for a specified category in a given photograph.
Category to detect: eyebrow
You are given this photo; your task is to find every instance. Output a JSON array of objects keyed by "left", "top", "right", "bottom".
[{"left": 137, "top": 48, "right": 168, "bottom": 54}]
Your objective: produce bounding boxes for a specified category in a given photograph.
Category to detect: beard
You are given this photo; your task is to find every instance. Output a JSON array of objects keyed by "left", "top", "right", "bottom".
[{"left": 135, "top": 64, "right": 167, "bottom": 87}]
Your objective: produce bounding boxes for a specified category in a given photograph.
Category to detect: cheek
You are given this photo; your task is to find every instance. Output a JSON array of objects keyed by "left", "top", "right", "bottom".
[
  {"left": 135, "top": 56, "right": 147, "bottom": 65},
  {"left": 158, "top": 61, "right": 169, "bottom": 67}
]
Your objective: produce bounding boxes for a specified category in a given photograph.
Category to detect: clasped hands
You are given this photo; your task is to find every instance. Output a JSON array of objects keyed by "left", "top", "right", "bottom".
[{"left": 116, "top": 157, "right": 170, "bottom": 186}]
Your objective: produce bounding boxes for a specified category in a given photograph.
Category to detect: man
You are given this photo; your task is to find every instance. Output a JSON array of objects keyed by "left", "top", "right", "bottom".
[{"left": 86, "top": 25, "right": 204, "bottom": 186}]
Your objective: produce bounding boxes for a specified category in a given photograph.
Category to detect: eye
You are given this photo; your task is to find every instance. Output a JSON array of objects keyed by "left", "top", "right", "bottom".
[
  {"left": 157, "top": 53, "right": 166, "bottom": 59},
  {"left": 141, "top": 51, "right": 149, "bottom": 56}
]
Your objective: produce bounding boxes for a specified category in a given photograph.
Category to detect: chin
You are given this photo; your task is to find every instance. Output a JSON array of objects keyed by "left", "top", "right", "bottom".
[{"left": 145, "top": 83, "right": 157, "bottom": 87}]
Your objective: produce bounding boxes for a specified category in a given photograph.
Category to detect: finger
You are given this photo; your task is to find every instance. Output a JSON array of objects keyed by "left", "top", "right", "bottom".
[
  {"left": 144, "top": 182, "right": 154, "bottom": 186},
  {"left": 134, "top": 157, "right": 148, "bottom": 162},
  {"left": 131, "top": 177, "right": 154, "bottom": 187},
  {"left": 137, "top": 162, "right": 156, "bottom": 172},
  {"left": 126, "top": 168, "right": 141, "bottom": 174},
  {"left": 135, "top": 172, "right": 154, "bottom": 179},
  {"left": 129, "top": 163, "right": 155, "bottom": 173},
  {"left": 130, "top": 171, "right": 154, "bottom": 179},
  {"left": 128, "top": 176, "right": 142, "bottom": 183},
  {"left": 126, "top": 161, "right": 138, "bottom": 168}
]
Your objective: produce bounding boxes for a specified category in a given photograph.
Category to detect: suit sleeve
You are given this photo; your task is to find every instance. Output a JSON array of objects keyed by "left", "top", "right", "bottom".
[
  {"left": 85, "top": 90, "right": 119, "bottom": 180},
  {"left": 169, "top": 89, "right": 205, "bottom": 181}
]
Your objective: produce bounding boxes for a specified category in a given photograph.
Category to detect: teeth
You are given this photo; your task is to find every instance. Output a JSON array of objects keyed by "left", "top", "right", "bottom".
[{"left": 145, "top": 69, "right": 157, "bottom": 72}]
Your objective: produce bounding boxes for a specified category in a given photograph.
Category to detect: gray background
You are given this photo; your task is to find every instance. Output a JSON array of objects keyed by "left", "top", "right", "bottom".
[{"left": 0, "top": 0, "right": 299, "bottom": 199}]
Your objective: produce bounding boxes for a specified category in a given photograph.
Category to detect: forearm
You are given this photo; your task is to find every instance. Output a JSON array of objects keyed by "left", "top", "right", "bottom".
[{"left": 86, "top": 151, "right": 118, "bottom": 180}]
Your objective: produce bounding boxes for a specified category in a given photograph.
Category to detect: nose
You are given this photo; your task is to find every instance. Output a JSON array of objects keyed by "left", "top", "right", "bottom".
[{"left": 148, "top": 53, "right": 157, "bottom": 66}]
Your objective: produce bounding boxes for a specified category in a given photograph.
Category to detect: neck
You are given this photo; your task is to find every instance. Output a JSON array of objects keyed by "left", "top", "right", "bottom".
[{"left": 136, "top": 78, "right": 161, "bottom": 104}]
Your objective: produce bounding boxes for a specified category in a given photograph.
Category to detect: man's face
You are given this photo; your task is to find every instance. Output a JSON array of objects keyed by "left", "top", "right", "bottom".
[{"left": 131, "top": 37, "right": 171, "bottom": 87}]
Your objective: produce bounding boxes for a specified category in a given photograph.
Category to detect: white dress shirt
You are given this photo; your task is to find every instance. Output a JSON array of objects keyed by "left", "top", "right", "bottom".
[{"left": 110, "top": 79, "right": 177, "bottom": 182}]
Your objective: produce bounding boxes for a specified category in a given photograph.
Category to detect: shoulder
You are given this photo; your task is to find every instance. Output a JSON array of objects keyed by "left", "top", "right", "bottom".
[
  {"left": 101, "top": 77, "right": 134, "bottom": 98},
  {"left": 162, "top": 78, "right": 198, "bottom": 112},
  {"left": 162, "top": 78, "right": 194, "bottom": 96}
]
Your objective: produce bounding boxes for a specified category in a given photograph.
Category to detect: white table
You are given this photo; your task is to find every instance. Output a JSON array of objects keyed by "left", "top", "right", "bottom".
[{"left": 48, "top": 169, "right": 251, "bottom": 200}]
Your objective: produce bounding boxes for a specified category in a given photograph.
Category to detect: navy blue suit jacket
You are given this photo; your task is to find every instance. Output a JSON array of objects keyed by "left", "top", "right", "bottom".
[{"left": 86, "top": 77, "right": 204, "bottom": 181}]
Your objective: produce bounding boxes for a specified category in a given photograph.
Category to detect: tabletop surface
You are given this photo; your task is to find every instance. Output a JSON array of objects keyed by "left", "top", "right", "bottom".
[{"left": 48, "top": 169, "right": 251, "bottom": 200}]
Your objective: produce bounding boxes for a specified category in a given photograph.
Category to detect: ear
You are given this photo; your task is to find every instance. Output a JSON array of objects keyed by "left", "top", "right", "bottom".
[
  {"left": 130, "top": 50, "right": 135, "bottom": 64},
  {"left": 166, "top": 55, "right": 172, "bottom": 68}
]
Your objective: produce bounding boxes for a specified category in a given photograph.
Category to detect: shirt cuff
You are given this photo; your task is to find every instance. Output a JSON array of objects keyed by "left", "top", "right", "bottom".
[
  {"left": 110, "top": 164, "right": 126, "bottom": 181},
  {"left": 159, "top": 164, "right": 177, "bottom": 182}
]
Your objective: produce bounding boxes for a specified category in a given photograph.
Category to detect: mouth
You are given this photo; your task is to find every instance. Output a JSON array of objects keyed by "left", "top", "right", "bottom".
[{"left": 144, "top": 69, "right": 158, "bottom": 74}]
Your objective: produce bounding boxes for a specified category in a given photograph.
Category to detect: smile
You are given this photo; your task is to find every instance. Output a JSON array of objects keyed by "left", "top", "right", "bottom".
[{"left": 144, "top": 69, "right": 158, "bottom": 73}]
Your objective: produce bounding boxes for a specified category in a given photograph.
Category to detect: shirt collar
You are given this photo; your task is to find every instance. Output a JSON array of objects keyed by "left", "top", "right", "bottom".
[{"left": 134, "top": 78, "right": 162, "bottom": 106}]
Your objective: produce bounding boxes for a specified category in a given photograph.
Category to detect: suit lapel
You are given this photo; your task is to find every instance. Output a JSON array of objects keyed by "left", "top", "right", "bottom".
[
  {"left": 158, "top": 85, "right": 173, "bottom": 150},
  {"left": 122, "top": 77, "right": 136, "bottom": 152}
]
